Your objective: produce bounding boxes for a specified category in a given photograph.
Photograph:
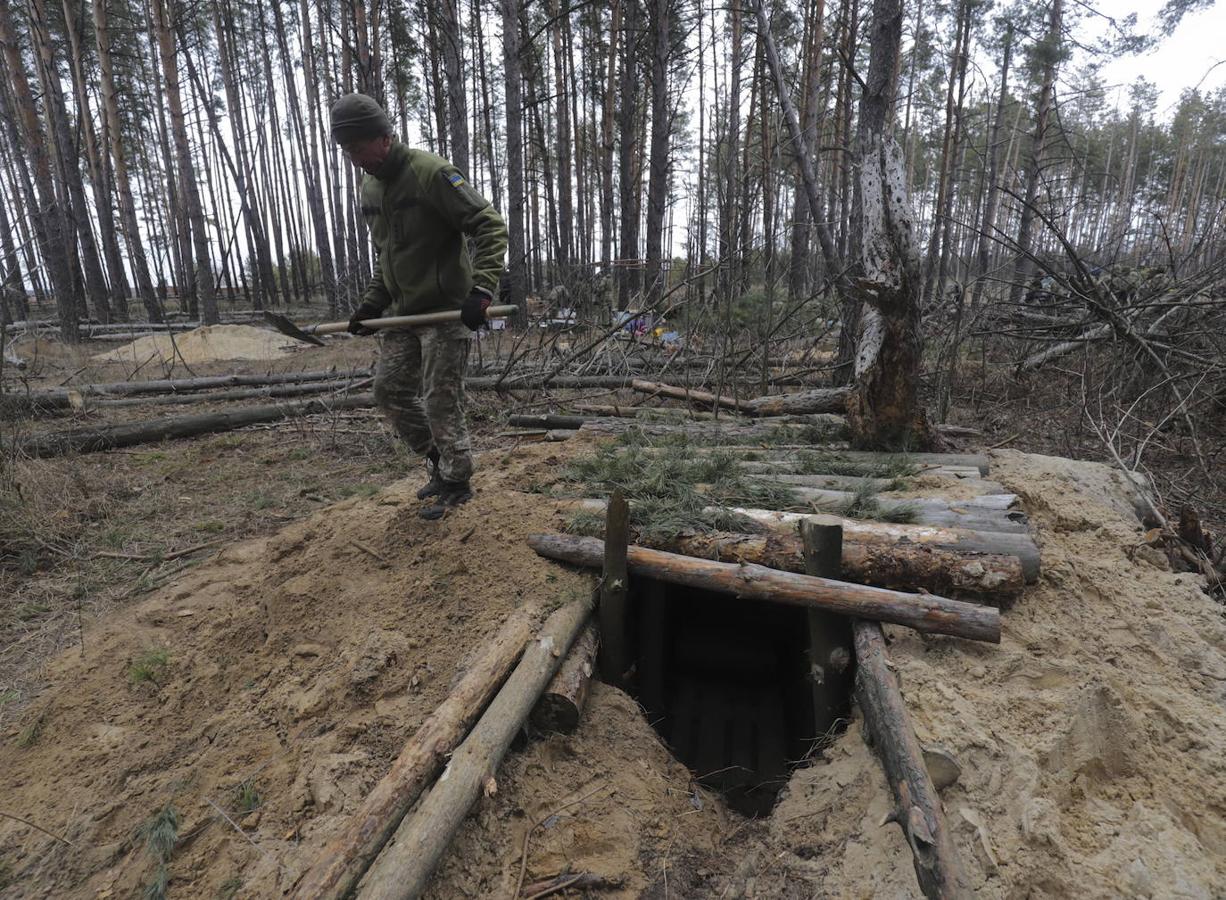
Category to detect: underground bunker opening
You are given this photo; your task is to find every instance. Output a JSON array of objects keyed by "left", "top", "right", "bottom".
[{"left": 615, "top": 576, "right": 855, "bottom": 817}]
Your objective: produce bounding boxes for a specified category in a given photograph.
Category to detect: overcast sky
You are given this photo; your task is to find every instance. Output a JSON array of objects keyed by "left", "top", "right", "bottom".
[{"left": 1097, "top": 0, "right": 1226, "bottom": 115}]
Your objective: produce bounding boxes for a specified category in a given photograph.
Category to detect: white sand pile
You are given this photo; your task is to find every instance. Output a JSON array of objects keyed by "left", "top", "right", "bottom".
[{"left": 91, "top": 324, "right": 300, "bottom": 365}]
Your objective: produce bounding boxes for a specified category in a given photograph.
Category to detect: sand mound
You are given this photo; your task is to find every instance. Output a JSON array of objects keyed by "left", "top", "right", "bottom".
[
  {"left": 91, "top": 324, "right": 300, "bottom": 365},
  {"left": 1, "top": 445, "right": 1224, "bottom": 898}
]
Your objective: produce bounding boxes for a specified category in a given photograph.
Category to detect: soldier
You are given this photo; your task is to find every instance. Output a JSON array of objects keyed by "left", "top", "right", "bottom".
[{"left": 331, "top": 93, "right": 508, "bottom": 519}]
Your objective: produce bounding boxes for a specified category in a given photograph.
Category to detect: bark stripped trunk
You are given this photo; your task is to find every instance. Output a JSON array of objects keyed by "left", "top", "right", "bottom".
[{"left": 843, "top": 0, "right": 934, "bottom": 450}]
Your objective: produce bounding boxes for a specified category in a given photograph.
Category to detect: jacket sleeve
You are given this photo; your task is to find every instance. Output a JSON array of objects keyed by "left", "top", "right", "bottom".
[
  {"left": 425, "top": 165, "right": 508, "bottom": 296},
  {"left": 361, "top": 252, "right": 393, "bottom": 313}
]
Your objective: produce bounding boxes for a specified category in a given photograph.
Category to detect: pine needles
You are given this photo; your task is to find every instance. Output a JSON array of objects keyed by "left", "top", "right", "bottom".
[
  {"left": 137, "top": 804, "right": 179, "bottom": 900},
  {"left": 812, "top": 479, "right": 920, "bottom": 524},
  {"left": 560, "top": 433, "right": 798, "bottom": 539}
]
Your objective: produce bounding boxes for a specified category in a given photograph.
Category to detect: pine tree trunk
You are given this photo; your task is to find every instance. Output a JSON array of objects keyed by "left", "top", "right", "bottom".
[
  {"left": 643, "top": 0, "right": 671, "bottom": 305},
  {"left": 599, "top": 1, "right": 620, "bottom": 282},
  {"left": 94, "top": 0, "right": 163, "bottom": 322},
  {"left": 970, "top": 23, "right": 1011, "bottom": 311},
  {"left": 152, "top": 0, "right": 218, "bottom": 323},
  {"left": 1008, "top": 0, "right": 1062, "bottom": 307},
  {"left": 440, "top": 0, "right": 469, "bottom": 175},
  {"left": 0, "top": 0, "right": 80, "bottom": 341},
  {"left": 615, "top": 0, "right": 642, "bottom": 310},
  {"left": 550, "top": 0, "right": 574, "bottom": 271},
  {"left": 501, "top": 0, "right": 527, "bottom": 321}
]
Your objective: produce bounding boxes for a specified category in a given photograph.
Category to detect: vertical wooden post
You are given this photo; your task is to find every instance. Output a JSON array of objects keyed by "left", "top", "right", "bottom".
[
  {"left": 802, "top": 514, "right": 968, "bottom": 897},
  {"left": 599, "top": 489, "right": 631, "bottom": 687},
  {"left": 799, "top": 516, "right": 855, "bottom": 737}
]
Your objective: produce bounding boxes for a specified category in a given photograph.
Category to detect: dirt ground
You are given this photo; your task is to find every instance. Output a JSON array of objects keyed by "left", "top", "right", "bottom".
[{"left": 1, "top": 327, "right": 1225, "bottom": 898}]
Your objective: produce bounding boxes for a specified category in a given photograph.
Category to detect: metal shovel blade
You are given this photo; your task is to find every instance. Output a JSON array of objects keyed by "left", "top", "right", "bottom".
[{"left": 263, "top": 310, "right": 325, "bottom": 346}]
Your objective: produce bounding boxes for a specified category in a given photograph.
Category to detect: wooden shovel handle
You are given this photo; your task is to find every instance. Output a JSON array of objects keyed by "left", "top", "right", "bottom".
[{"left": 310, "top": 304, "right": 519, "bottom": 336}]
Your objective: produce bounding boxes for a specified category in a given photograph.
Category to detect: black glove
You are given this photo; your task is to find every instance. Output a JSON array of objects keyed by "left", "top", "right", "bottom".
[
  {"left": 348, "top": 300, "right": 383, "bottom": 336},
  {"left": 460, "top": 289, "right": 492, "bottom": 331}
]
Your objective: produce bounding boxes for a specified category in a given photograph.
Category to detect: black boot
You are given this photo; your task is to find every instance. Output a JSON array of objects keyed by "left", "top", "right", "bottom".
[
  {"left": 416, "top": 449, "right": 444, "bottom": 500},
  {"left": 419, "top": 479, "right": 473, "bottom": 520}
]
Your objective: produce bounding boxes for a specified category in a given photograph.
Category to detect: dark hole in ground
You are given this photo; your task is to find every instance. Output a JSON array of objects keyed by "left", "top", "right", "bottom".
[{"left": 619, "top": 576, "right": 855, "bottom": 817}]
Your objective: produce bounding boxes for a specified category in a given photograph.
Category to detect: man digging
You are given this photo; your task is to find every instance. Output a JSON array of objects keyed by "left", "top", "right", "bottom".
[{"left": 331, "top": 93, "right": 508, "bottom": 519}]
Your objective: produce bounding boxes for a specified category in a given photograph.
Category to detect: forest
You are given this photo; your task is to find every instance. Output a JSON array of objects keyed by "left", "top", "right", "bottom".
[{"left": 1, "top": 0, "right": 1225, "bottom": 897}]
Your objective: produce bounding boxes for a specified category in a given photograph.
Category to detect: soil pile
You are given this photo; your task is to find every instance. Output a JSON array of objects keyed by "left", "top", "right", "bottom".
[
  {"left": 91, "top": 325, "right": 300, "bottom": 365},
  {"left": 1, "top": 445, "right": 1223, "bottom": 898}
]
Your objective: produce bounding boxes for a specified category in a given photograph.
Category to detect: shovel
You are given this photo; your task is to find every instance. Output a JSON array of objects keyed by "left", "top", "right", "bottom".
[{"left": 264, "top": 304, "right": 519, "bottom": 346}]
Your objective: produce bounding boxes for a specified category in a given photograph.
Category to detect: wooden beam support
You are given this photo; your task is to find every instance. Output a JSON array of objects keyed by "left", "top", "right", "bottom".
[
  {"left": 530, "top": 623, "right": 600, "bottom": 734},
  {"left": 529, "top": 534, "right": 1000, "bottom": 643},
  {"left": 599, "top": 490, "right": 631, "bottom": 688},
  {"left": 356, "top": 597, "right": 594, "bottom": 899},
  {"left": 292, "top": 606, "right": 537, "bottom": 900}
]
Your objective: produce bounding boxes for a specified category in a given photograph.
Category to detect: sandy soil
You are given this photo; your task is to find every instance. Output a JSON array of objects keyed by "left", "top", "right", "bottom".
[
  {"left": 1, "top": 443, "right": 1223, "bottom": 898},
  {"left": 90, "top": 325, "right": 306, "bottom": 365}
]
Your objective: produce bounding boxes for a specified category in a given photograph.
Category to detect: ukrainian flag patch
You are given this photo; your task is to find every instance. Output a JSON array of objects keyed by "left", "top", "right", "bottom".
[{"left": 447, "top": 172, "right": 466, "bottom": 187}]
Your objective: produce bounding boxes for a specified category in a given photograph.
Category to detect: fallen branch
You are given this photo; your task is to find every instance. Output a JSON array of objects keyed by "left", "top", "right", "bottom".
[{"left": 630, "top": 378, "right": 756, "bottom": 413}]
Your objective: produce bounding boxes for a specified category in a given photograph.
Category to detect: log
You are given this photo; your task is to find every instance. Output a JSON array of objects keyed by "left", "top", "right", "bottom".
[
  {"left": 775, "top": 486, "right": 1028, "bottom": 534},
  {"left": 12, "top": 394, "right": 376, "bottom": 457},
  {"left": 599, "top": 491, "right": 631, "bottom": 688},
  {"left": 88, "top": 379, "right": 368, "bottom": 408},
  {"left": 725, "top": 505, "right": 1041, "bottom": 583},
  {"left": 571, "top": 403, "right": 721, "bottom": 421},
  {"left": 529, "top": 534, "right": 1000, "bottom": 643},
  {"left": 578, "top": 415, "right": 849, "bottom": 443},
  {"left": 638, "top": 447, "right": 991, "bottom": 476},
  {"left": 357, "top": 597, "right": 594, "bottom": 899},
  {"left": 744, "top": 386, "right": 851, "bottom": 416},
  {"left": 507, "top": 413, "right": 590, "bottom": 429},
  {"left": 738, "top": 460, "right": 984, "bottom": 480},
  {"left": 762, "top": 472, "right": 1009, "bottom": 495},
  {"left": 854, "top": 619, "right": 970, "bottom": 898},
  {"left": 292, "top": 607, "right": 537, "bottom": 900},
  {"left": 530, "top": 622, "right": 599, "bottom": 733},
  {"left": 2, "top": 368, "right": 370, "bottom": 413},
  {"left": 652, "top": 529, "right": 1023, "bottom": 606},
  {"left": 630, "top": 377, "right": 756, "bottom": 412},
  {"left": 799, "top": 518, "right": 856, "bottom": 733}
]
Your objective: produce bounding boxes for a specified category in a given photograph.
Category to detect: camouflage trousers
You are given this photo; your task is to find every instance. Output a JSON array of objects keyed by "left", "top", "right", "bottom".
[{"left": 373, "top": 322, "right": 473, "bottom": 482}]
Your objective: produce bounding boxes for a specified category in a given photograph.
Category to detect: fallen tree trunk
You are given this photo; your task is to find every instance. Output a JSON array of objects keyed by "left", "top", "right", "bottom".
[
  {"left": 529, "top": 534, "right": 1000, "bottom": 643},
  {"left": 507, "top": 413, "right": 590, "bottom": 430},
  {"left": 530, "top": 622, "right": 599, "bottom": 733},
  {"left": 855, "top": 618, "right": 970, "bottom": 897},
  {"left": 630, "top": 378, "right": 756, "bottom": 413},
  {"left": 725, "top": 505, "right": 1041, "bottom": 582},
  {"left": 570, "top": 403, "right": 717, "bottom": 421},
  {"left": 89, "top": 379, "right": 368, "bottom": 409},
  {"left": 744, "top": 387, "right": 852, "bottom": 416},
  {"left": 357, "top": 597, "right": 594, "bottom": 899},
  {"left": 12, "top": 394, "right": 376, "bottom": 457},
  {"left": 2, "top": 368, "right": 372, "bottom": 413},
  {"left": 292, "top": 607, "right": 538, "bottom": 900}
]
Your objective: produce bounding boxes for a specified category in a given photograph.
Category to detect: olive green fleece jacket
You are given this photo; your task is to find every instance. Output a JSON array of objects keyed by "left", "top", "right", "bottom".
[{"left": 359, "top": 142, "right": 507, "bottom": 317}]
